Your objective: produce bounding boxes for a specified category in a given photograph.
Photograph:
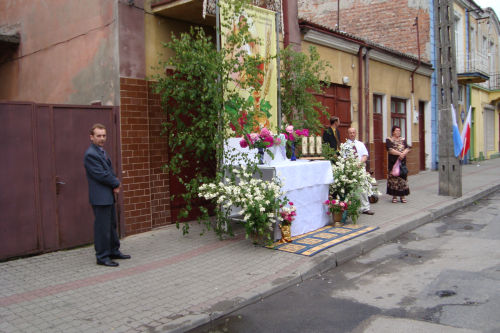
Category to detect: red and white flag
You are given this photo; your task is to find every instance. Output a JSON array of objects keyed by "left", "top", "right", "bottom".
[{"left": 460, "top": 106, "right": 472, "bottom": 159}]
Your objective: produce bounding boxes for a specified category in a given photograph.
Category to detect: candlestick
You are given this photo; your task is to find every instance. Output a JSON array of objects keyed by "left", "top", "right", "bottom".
[
  {"left": 316, "top": 136, "right": 322, "bottom": 155},
  {"left": 309, "top": 136, "right": 315, "bottom": 156},
  {"left": 301, "top": 137, "right": 308, "bottom": 156}
]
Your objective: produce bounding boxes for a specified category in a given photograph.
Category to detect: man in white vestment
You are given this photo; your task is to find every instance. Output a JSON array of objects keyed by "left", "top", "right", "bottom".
[{"left": 346, "top": 128, "right": 374, "bottom": 215}]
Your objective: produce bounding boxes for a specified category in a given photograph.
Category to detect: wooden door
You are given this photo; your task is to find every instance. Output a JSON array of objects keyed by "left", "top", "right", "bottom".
[
  {"left": 373, "top": 95, "right": 384, "bottom": 179},
  {"left": 315, "top": 84, "right": 351, "bottom": 143},
  {"left": 418, "top": 101, "right": 426, "bottom": 170},
  {"left": 0, "top": 102, "right": 41, "bottom": 259},
  {"left": 52, "top": 105, "right": 117, "bottom": 248},
  {"left": 0, "top": 102, "right": 118, "bottom": 260}
]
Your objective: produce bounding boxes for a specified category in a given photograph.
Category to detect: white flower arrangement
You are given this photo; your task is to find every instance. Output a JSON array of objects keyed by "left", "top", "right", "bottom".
[
  {"left": 198, "top": 165, "right": 289, "bottom": 242},
  {"left": 329, "top": 142, "right": 378, "bottom": 221}
]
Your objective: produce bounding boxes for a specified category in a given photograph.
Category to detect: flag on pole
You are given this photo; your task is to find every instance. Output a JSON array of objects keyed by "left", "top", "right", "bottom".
[
  {"left": 450, "top": 104, "right": 463, "bottom": 157},
  {"left": 461, "top": 106, "right": 472, "bottom": 159}
]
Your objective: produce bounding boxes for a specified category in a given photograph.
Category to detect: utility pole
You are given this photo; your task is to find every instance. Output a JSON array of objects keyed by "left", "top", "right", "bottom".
[{"left": 434, "top": 0, "right": 462, "bottom": 197}]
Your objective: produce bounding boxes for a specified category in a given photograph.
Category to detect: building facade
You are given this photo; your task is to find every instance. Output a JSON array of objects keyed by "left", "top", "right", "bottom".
[
  {"left": 0, "top": 0, "right": 284, "bottom": 258},
  {"left": 298, "top": 0, "right": 500, "bottom": 167},
  {"left": 452, "top": 3, "right": 500, "bottom": 161},
  {"left": 299, "top": 21, "right": 433, "bottom": 178}
]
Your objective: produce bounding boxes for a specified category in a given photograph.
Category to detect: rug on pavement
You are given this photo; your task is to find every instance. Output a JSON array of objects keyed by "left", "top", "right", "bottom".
[{"left": 270, "top": 225, "right": 379, "bottom": 256}]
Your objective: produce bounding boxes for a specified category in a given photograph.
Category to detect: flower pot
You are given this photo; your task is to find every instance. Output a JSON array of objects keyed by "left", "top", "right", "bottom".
[
  {"left": 250, "top": 232, "right": 270, "bottom": 246},
  {"left": 279, "top": 224, "right": 292, "bottom": 243},
  {"left": 333, "top": 211, "right": 343, "bottom": 228}
]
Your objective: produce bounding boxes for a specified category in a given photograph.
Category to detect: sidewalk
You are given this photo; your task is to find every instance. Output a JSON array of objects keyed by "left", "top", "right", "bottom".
[{"left": 1, "top": 159, "right": 499, "bottom": 333}]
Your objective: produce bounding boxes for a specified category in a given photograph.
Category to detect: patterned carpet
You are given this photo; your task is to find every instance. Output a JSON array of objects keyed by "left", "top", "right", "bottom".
[{"left": 270, "top": 224, "right": 379, "bottom": 256}]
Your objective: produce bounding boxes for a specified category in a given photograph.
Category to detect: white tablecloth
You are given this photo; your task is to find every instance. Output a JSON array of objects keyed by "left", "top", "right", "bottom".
[
  {"left": 224, "top": 138, "right": 334, "bottom": 238},
  {"left": 259, "top": 160, "right": 333, "bottom": 237}
]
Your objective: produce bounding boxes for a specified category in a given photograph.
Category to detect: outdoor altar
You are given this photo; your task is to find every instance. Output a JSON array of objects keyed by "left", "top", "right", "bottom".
[{"left": 224, "top": 138, "right": 333, "bottom": 239}]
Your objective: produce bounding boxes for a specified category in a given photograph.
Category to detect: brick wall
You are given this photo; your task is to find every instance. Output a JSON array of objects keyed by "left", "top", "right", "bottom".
[
  {"left": 299, "top": 0, "right": 431, "bottom": 62},
  {"left": 147, "top": 81, "right": 171, "bottom": 229},
  {"left": 119, "top": 77, "right": 171, "bottom": 235}
]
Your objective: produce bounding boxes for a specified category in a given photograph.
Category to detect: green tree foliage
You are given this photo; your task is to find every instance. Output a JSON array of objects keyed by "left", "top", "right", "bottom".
[
  {"left": 154, "top": 0, "right": 266, "bottom": 236},
  {"left": 279, "top": 45, "right": 331, "bottom": 135}
]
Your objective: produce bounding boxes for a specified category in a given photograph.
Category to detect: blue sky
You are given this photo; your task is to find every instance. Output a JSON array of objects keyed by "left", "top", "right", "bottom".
[{"left": 473, "top": 0, "right": 499, "bottom": 19}]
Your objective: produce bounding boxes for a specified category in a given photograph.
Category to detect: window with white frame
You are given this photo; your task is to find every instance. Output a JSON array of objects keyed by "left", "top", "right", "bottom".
[
  {"left": 391, "top": 98, "right": 407, "bottom": 138},
  {"left": 373, "top": 94, "right": 382, "bottom": 114}
]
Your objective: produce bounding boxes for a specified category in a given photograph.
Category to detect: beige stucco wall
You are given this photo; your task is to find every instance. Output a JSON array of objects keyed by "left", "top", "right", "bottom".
[
  {"left": 470, "top": 86, "right": 499, "bottom": 159},
  {"left": 145, "top": 13, "right": 216, "bottom": 79},
  {"left": 0, "top": 0, "right": 119, "bottom": 105},
  {"left": 369, "top": 59, "right": 430, "bottom": 142}
]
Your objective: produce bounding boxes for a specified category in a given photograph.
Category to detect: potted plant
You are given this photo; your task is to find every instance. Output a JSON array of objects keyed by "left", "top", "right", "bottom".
[
  {"left": 324, "top": 198, "right": 349, "bottom": 227},
  {"left": 328, "top": 142, "right": 377, "bottom": 224},
  {"left": 278, "top": 201, "right": 296, "bottom": 243}
]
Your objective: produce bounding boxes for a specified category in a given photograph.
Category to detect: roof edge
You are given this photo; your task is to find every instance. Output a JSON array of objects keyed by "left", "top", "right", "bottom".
[{"left": 298, "top": 19, "right": 432, "bottom": 68}]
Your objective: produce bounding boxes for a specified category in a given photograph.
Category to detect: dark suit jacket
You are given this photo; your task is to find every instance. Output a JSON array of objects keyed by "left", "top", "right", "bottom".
[
  {"left": 322, "top": 127, "right": 341, "bottom": 150},
  {"left": 84, "top": 144, "right": 120, "bottom": 206}
]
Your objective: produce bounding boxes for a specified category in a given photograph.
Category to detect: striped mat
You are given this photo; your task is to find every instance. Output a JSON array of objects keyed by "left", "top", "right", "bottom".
[{"left": 270, "top": 224, "right": 379, "bottom": 256}]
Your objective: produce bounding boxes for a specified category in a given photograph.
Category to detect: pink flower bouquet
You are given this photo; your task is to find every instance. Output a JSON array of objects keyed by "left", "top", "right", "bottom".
[
  {"left": 283, "top": 125, "right": 309, "bottom": 142},
  {"left": 279, "top": 202, "right": 297, "bottom": 225},
  {"left": 324, "top": 198, "right": 349, "bottom": 215}
]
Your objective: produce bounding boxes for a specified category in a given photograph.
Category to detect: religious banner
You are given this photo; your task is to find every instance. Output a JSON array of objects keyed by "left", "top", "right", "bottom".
[{"left": 220, "top": 2, "right": 278, "bottom": 132}]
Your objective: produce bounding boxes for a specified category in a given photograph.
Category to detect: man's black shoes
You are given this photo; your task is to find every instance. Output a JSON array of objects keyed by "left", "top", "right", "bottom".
[
  {"left": 110, "top": 253, "right": 131, "bottom": 260},
  {"left": 97, "top": 258, "right": 119, "bottom": 267}
]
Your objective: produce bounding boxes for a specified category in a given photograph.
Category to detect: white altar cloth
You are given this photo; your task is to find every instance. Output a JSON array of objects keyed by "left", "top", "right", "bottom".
[
  {"left": 259, "top": 160, "right": 333, "bottom": 237},
  {"left": 223, "top": 138, "right": 333, "bottom": 238}
]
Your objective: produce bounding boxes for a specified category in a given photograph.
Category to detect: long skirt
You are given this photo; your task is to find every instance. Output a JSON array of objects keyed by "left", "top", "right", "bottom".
[{"left": 386, "top": 174, "right": 410, "bottom": 196}]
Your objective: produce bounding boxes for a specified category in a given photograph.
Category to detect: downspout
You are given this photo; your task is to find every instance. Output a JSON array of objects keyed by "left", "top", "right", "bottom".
[
  {"left": 336, "top": 0, "right": 340, "bottom": 31},
  {"left": 358, "top": 46, "right": 364, "bottom": 141},
  {"left": 410, "top": 16, "right": 421, "bottom": 150},
  {"left": 364, "top": 48, "right": 370, "bottom": 148},
  {"left": 410, "top": 16, "right": 421, "bottom": 94},
  {"left": 283, "top": 0, "right": 290, "bottom": 48}
]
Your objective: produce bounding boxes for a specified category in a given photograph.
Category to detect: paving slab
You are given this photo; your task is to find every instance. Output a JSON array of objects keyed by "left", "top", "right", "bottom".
[{"left": 0, "top": 159, "right": 499, "bottom": 333}]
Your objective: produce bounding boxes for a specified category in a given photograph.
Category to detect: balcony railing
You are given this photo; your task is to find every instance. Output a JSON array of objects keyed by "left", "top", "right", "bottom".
[
  {"left": 486, "top": 73, "right": 500, "bottom": 90},
  {"left": 456, "top": 51, "right": 489, "bottom": 75}
]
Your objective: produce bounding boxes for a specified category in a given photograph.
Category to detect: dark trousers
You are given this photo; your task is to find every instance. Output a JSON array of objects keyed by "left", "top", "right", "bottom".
[{"left": 92, "top": 205, "right": 120, "bottom": 261}]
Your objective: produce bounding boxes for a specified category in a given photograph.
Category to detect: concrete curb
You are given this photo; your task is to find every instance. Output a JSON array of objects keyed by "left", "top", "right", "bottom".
[{"left": 171, "top": 181, "right": 500, "bottom": 333}]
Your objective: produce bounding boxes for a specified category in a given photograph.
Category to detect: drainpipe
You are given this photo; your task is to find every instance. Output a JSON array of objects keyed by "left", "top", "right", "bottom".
[
  {"left": 283, "top": 0, "right": 301, "bottom": 51},
  {"left": 336, "top": 0, "right": 340, "bottom": 31},
  {"left": 283, "top": 0, "right": 290, "bottom": 48},
  {"left": 364, "top": 48, "right": 370, "bottom": 148},
  {"left": 358, "top": 46, "right": 364, "bottom": 141},
  {"left": 410, "top": 16, "right": 421, "bottom": 149},
  {"left": 410, "top": 16, "right": 421, "bottom": 94}
]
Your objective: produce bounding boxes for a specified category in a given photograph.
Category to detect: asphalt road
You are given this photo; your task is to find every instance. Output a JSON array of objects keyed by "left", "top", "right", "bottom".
[{"left": 188, "top": 190, "right": 500, "bottom": 333}]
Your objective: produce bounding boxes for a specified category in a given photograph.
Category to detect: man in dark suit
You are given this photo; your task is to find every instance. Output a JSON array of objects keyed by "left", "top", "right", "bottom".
[
  {"left": 322, "top": 116, "right": 341, "bottom": 151},
  {"left": 84, "top": 123, "right": 130, "bottom": 267}
]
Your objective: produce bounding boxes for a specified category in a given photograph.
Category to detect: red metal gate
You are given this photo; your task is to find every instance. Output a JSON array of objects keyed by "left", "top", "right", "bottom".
[{"left": 0, "top": 102, "right": 119, "bottom": 260}]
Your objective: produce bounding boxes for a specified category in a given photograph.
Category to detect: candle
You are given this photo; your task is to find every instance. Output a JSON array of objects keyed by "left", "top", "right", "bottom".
[
  {"left": 309, "top": 136, "right": 315, "bottom": 156},
  {"left": 301, "top": 137, "right": 308, "bottom": 155},
  {"left": 316, "top": 136, "right": 322, "bottom": 155}
]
